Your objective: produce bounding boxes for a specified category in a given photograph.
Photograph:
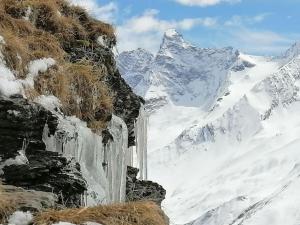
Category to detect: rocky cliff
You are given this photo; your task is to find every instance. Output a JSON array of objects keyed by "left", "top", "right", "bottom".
[
  {"left": 0, "top": 0, "right": 165, "bottom": 219},
  {"left": 0, "top": 96, "right": 86, "bottom": 207}
]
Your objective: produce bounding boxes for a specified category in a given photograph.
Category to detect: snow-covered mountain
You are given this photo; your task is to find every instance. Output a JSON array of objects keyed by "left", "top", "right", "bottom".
[
  {"left": 148, "top": 54, "right": 300, "bottom": 223},
  {"left": 282, "top": 41, "right": 300, "bottom": 63},
  {"left": 118, "top": 30, "right": 300, "bottom": 225},
  {"left": 118, "top": 48, "right": 154, "bottom": 88},
  {"left": 118, "top": 29, "right": 252, "bottom": 111}
]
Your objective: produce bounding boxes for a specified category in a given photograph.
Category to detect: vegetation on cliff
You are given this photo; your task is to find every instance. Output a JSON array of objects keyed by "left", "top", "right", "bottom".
[
  {"left": 1, "top": 182, "right": 168, "bottom": 225},
  {"left": 0, "top": 0, "right": 115, "bottom": 130},
  {"left": 34, "top": 201, "right": 168, "bottom": 225},
  {"left": 0, "top": 1, "right": 167, "bottom": 224}
]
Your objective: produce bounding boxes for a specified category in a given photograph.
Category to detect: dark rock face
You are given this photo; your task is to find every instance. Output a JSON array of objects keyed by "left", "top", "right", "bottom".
[
  {"left": 145, "top": 96, "right": 168, "bottom": 114},
  {"left": 3, "top": 151, "right": 86, "bottom": 207},
  {"left": 126, "top": 166, "right": 166, "bottom": 206},
  {"left": 231, "top": 60, "right": 256, "bottom": 72},
  {"left": 0, "top": 96, "right": 57, "bottom": 161},
  {"left": 107, "top": 70, "right": 144, "bottom": 147},
  {"left": 65, "top": 42, "right": 144, "bottom": 147},
  {"left": 0, "top": 96, "right": 86, "bottom": 207}
]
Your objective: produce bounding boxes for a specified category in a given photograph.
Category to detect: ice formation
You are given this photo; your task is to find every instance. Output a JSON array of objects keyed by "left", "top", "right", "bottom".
[
  {"left": 43, "top": 106, "right": 148, "bottom": 205},
  {"left": 105, "top": 115, "right": 129, "bottom": 203},
  {"left": 0, "top": 34, "right": 148, "bottom": 207},
  {"left": 43, "top": 115, "right": 108, "bottom": 205},
  {"left": 134, "top": 106, "right": 148, "bottom": 180}
]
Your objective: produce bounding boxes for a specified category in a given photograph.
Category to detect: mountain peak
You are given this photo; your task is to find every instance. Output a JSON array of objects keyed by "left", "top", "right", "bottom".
[
  {"left": 161, "top": 29, "right": 186, "bottom": 46},
  {"left": 164, "top": 29, "right": 181, "bottom": 38},
  {"left": 159, "top": 29, "right": 190, "bottom": 55},
  {"left": 283, "top": 41, "right": 300, "bottom": 61}
]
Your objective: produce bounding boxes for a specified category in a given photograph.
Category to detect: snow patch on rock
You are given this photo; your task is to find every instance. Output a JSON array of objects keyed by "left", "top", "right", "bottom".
[
  {"left": 24, "top": 58, "right": 56, "bottom": 88},
  {"left": 0, "top": 51, "right": 55, "bottom": 97},
  {"left": 8, "top": 211, "right": 33, "bottom": 225},
  {"left": 34, "top": 95, "right": 62, "bottom": 112}
]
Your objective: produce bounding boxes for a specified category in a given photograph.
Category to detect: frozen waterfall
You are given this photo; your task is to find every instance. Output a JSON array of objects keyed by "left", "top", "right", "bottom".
[
  {"left": 43, "top": 115, "right": 129, "bottom": 204},
  {"left": 42, "top": 106, "right": 148, "bottom": 205},
  {"left": 134, "top": 106, "right": 148, "bottom": 180},
  {"left": 105, "top": 115, "right": 129, "bottom": 203}
]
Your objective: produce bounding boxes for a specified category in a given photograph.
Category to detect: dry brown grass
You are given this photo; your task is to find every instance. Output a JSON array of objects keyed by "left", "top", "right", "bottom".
[
  {"left": 26, "top": 31, "right": 65, "bottom": 60},
  {"left": 33, "top": 60, "right": 113, "bottom": 131},
  {"left": 0, "top": 30, "right": 30, "bottom": 77},
  {"left": 19, "top": 0, "right": 114, "bottom": 41},
  {"left": 0, "top": 182, "right": 17, "bottom": 224},
  {"left": 0, "top": 0, "right": 115, "bottom": 131},
  {"left": 34, "top": 201, "right": 169, "bottom": 225},
  {"left": 0, "top": 182, "right": 58, "bottom": 224},
  {"left": 0, "top": 29, "right": 64, "bottom": 78},
  {"left": 65, "top": 61, "right": 112, "bottom": 119}
]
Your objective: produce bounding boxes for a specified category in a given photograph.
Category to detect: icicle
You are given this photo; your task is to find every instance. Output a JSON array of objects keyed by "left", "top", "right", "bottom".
[
  {"left": 105, "top": 115, "right": 129, "bottom": 203},
  {"left": 134, "top": 105, "right": 148, "bottom": 180},
  {"left": 43, "top": 114, "right": 131, "bottom": 205},
  {"left": 126, "top": 146, "right": 134, "bottom": 167},
  {"left": 43, "top": 117, "right": 109, "bottom": 205}
]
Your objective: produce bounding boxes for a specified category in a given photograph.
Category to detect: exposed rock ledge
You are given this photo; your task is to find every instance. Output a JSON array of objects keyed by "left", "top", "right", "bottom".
[
  {"left": 126, "top": 166, "right": 166, "bottom": 206},
  {"left": 0, "top": 184, "right": 58, "bottom": 212},
  {"left": 0, "top": 96, "right": 87, "bottom": 207}
]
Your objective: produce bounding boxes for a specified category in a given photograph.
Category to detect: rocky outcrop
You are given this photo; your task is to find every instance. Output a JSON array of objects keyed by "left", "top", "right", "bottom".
[
  {"left": 66, "top": 35, "right": 144, "bottom": 147},
  {"left": 3, "top": 151, "right": 86, "bottom": 207},
  {"left": 0, "top": 0, "right": 164, "bottom": 214},
  {"left": 0, "top": 95, "right": 57, "bottom": 161},
  {"left": 65, "top": 40, "right": 143, "bottom": 147},
  {"left": 126, "top": 166, "right": 166, "bottom": 206},
  {"left": 107, "top": 70, "right": 144, "bottom": 147},
  {"left": 0, "top": 96, "right": 86, "bottom": 207},
  {"left": 1, "top": 184, "right": 58, "bottom": 212}
]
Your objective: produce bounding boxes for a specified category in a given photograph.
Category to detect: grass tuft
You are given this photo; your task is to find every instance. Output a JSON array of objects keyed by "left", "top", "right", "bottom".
[
  {"left": 0, "top": 0, "right": 115, "bottom": 131},
  {"left": 34, "top": 201, "right": 169, "bottom": 225},
  {"left": 0, "top": 183, "right": 17, "bottom": 224}
]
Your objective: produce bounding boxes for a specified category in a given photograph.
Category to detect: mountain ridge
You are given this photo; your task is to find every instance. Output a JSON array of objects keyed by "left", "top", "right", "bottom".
[
  {"left": 118, "top": 29, "right": 242, "bottom": 111},
  {"left": 118, "top": 29, "right": 300, "bottom": 225}
]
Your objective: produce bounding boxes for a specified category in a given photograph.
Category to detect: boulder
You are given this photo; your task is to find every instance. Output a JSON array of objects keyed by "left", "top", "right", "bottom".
[{"left": 126, "top": 166, "right": 166, "bottom": 206}]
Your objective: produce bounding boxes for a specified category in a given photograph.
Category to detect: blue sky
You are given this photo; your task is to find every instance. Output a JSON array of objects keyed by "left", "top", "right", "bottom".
[{"left": 71, "top": 0, "right": 300, "bottom": 55}]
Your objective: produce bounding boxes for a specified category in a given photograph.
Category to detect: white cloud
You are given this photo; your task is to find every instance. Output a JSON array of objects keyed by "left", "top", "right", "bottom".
[
  {"left": 117, "top": 9, "right": 217, "bottom": 53},
  {"left": 174, "top": 0, "right": 240, "bottom": 7},
  {"left": 123, "top": 9, "right": 216, "bottom": 33},
  {"left": 219, "top": 13, "right": 293, "bottom": 55},
  {"left": 235, "top": 30, "right": 286, "bottom": 45},
  {"left": 226, "top": 28, "right": 293, "bottom": 55},
  {"left": 68, "top": 1, "right": 294, "bottom": 56},
  {"left": 251, "top": 13, "right": 271, "bottom": 23},
  {"left": 178, "top": 17, "right": 218, "bottom": 29},
  {"left": 225, "top": 13, "right": 271, "bottom": 26},
  {"left": 68, "top": 0, "right": 118, "bottom": 22}
]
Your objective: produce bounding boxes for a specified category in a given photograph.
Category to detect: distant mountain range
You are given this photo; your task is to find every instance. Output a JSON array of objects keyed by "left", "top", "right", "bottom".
[{"left": 117, "top": 29, "right": 300, "bottom": 225}]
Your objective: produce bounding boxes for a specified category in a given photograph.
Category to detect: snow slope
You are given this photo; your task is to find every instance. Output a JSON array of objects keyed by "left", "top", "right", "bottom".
[
  {"left": 148, "top": 56, "right": 300, "bottom": 224},
  {"left": 118, "top": 30, "right": 300, "bottom": 225},
  {"left": 118, "top": 29, "right": 257, "bottom": 153}
]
